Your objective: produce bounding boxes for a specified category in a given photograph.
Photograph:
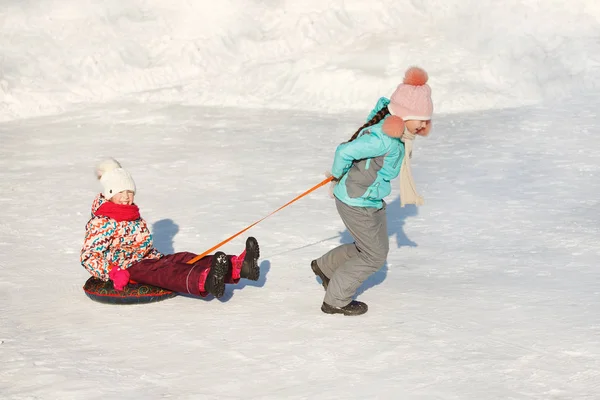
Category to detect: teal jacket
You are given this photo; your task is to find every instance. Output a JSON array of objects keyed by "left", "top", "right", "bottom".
[{"left": 332, "top": 97, "right": 405, "bottom": 208}]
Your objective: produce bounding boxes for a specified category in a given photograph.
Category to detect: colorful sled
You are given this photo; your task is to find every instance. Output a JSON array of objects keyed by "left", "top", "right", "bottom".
[{"left": 83, "top": 277, "right": 177, "bottom": 305}]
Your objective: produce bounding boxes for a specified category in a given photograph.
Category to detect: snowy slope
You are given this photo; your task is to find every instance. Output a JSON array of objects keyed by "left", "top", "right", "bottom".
[{"left": 1, "top": 0, "right": 600, "bottom": 121}]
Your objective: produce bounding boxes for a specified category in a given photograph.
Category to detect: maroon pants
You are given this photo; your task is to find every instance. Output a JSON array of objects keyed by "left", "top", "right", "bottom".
[{"left": 128, "top": 252, "right": 240, "bottom": 297}]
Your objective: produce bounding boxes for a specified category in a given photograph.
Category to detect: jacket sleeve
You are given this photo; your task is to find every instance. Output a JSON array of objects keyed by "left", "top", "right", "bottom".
[
  {"left": 366, "top": 97, "right": 391, "bottom": 121},
  {"left": 331, "top": 130, "right": 387, "bottom": 178},
  {"left": 80, "top": 217, "right": 116, "bottom": 281}
]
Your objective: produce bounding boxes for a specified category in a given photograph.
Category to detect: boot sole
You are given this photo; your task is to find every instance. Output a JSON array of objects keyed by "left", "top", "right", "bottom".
[
  {"left": 241, "top": 237, "right": 260, "bottom": 281},
  {"left": 247, "top": 236, "right": 260, "bottom": 260},
  {"left": 207, "top": 252, "right": 228, "bottom": 298}
]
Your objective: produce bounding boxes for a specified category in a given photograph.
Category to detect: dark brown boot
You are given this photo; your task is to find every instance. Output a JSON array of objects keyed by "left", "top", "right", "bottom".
[
  {"left": 204, "top": 252, "right": 229, "bottom": 298},
  {"left": 321, "top": 300, "right": 368, "bottom": 316},
  {"left": 311, "top": 260, "right": 329, "bottom": 290},
  {"left": 240, "top": 237, "right": 260, "bottom": 281}
]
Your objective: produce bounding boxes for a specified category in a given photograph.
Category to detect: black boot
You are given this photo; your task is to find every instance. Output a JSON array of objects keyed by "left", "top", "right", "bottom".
[
  {"left": 321, "top": 300, "right": 368, "bottom": 316},
  {"left": 240, "top": 237, "right": 260, "bottom": 281},
  {"left": 311, "top": 260, "right": 329, "bottom": 290},
  {"left": 205, "top": 251, "right": 229, "bottom": 298}
]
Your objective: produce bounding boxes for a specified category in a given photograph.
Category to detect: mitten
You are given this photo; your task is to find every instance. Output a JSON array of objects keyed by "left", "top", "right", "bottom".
[{"left": 109, "top": 265, "right": 130, "bottom": 291}]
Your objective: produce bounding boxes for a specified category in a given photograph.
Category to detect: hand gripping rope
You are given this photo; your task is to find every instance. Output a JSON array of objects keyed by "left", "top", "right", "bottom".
[{"left": 186, "top": 176, "right": 334, "bottom": 264}]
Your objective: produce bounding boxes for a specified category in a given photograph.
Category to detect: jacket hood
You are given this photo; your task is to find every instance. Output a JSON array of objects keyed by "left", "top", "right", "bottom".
[
  {"left": 368, "top": 97, "right": 405, "bottom": 139},
  {"left": 90, "top": 193, "right": 107, "bottom": 215}
]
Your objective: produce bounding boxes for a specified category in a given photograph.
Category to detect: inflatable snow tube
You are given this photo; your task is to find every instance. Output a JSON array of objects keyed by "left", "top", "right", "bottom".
[{"left": 83, "top": 277, "right": 178, "bottom": 305}]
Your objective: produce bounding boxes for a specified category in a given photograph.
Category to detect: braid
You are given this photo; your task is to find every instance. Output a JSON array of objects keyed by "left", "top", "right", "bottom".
[{"left": 344, "top": 106, "right": 391, "bottom": 143}]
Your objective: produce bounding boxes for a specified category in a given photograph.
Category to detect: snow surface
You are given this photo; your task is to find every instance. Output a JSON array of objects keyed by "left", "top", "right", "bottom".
[{"left": 1, "top": 1, "right": 600, "bottom": 399}]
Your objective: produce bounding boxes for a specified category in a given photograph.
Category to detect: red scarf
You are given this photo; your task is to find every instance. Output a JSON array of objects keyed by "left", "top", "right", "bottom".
[{"left": 95, "top": 201, "right": 141, "bottom": 222}]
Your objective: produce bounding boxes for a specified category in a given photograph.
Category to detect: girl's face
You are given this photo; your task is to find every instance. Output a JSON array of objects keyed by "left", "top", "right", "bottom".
[
  {"left": 405, "top": 119, "right": 430, "bottom": 136},
  {"left": 110, "top": 190, "right": 135, "bottom": 205}
]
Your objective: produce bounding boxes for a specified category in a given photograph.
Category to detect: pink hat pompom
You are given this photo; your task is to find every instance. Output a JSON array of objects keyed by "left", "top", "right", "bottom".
[
  {"left": 403, "top": 67, "right": 428, "bottom": 86},
  {"left": 388, "top": 66, "right": 433, "bottom": 121}
]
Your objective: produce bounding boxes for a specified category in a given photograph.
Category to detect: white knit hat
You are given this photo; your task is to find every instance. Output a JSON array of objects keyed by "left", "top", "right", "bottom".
[{"left": 95, "top": 158, "right": 136, "bottom": 199}]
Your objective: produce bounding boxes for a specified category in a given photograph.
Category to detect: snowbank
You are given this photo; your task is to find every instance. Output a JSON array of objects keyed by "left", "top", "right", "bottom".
[{"left": 1, "top": 0, "right": 599, "bottom": 121}]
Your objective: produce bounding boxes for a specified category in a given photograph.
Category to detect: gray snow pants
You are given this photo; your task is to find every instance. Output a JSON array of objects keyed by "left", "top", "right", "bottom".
[{"left": 317, "top": 198, "right": 389, "bottom": 308}]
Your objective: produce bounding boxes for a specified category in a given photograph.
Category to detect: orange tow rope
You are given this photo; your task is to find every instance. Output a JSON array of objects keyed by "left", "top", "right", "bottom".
[{"left": 186, "top": 176, "right": 334, "bottom": 264}]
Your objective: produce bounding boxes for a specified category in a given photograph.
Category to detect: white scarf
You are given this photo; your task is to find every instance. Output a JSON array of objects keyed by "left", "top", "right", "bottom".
[{"left": 399, "top": 129, "right": 424, "bottom": 207}]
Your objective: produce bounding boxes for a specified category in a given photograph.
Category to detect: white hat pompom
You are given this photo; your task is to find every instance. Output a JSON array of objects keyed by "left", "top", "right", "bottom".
[
  {"left": 96, "top": 158, "right": 122, "bottom": 180},
  {"left": 94, "top": 158, "right": 136, "bottom": 199}
]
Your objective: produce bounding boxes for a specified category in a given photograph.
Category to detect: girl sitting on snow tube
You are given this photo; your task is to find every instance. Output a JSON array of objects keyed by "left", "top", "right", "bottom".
[{"left": 80, "top": 158, "right": 260, "bottom": 299}]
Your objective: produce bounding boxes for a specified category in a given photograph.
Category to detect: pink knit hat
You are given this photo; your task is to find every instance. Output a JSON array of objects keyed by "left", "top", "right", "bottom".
[{"left": 388, "top": 67, "right": 433, "bottom": 121}]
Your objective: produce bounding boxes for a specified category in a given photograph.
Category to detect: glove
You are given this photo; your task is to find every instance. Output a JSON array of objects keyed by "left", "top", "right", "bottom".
[
  {"left": 325, "top": 171, "right": 339, "bottom": 198},
  {"left": 325, "top": 170, "right": 340, "bottom": 182},
  {"left": 109, "top": 265, "right": 131, "bottom": 291}
]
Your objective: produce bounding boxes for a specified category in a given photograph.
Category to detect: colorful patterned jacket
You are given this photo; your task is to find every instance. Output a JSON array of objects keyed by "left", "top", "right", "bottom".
[{"left": 80, "top": 194, "right": 163, "bottom": 281}]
